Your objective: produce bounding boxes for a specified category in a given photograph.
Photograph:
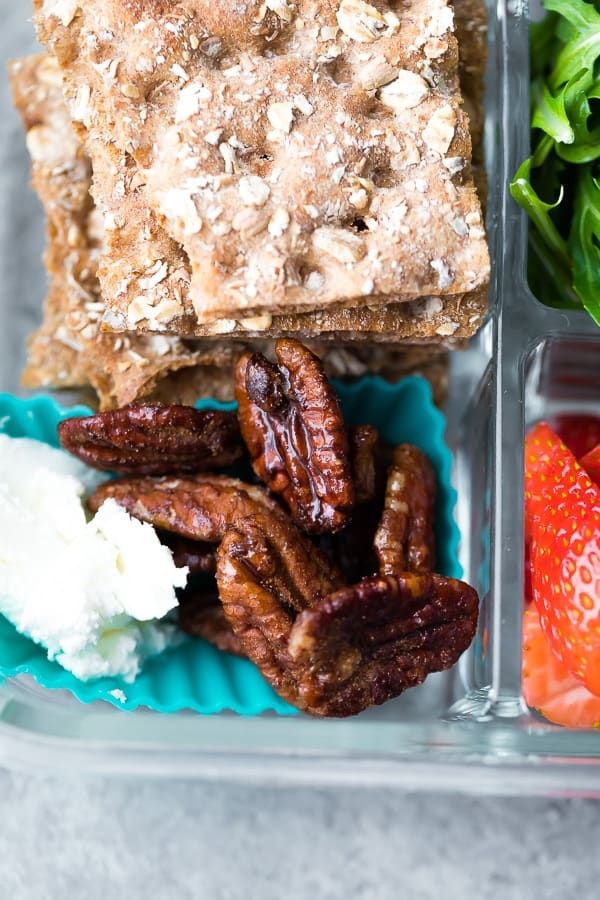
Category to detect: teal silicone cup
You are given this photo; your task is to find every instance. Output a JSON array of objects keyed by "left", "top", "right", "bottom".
[{"left": 0, "top": 379, "right": 461, "bottom": 715}]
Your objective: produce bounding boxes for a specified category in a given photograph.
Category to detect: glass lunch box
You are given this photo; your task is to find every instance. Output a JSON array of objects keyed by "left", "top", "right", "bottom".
[{"left": 2, "top": 0, "right": 600, "bottom": 795}]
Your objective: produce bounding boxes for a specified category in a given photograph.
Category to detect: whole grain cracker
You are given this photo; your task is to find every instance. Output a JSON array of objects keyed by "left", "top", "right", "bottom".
[
  {"left": 12, "top": 54, "right": 453, "bottom": 409},
  {"left": 10, "top": 55, "right": 246, "bottom": 409},
  {"left": 34, "top": 0, "right": 489, "bottom": 329}
]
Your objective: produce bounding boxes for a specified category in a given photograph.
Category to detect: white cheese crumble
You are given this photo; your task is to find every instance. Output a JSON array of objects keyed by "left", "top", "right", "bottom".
[{"left": 0, "top": 436, "right": 188, "bottom": 683}]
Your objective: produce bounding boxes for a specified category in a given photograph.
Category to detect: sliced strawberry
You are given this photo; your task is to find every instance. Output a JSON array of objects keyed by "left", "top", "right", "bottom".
[
  {"left": 523, "top": 606, "right": 600, "bottom": 728},
  {"left": 550, "top": 414, "right": 600, "bottom": 460},
  {"left": 524, "top": 542, "right": 533, "bottom": 605},
  {"left": 524, "top": 422, "right": 600, "bottom": 694},
  {"left": 580, "top": 443, "right": 600, "bottom": 486}
]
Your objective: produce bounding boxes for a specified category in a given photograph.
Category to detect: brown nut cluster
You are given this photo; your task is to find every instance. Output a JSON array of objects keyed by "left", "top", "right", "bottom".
[
  {"left": 65, "top": 338, "right": 478, "bottom": 717},
  {"left": 217, "top": 528, "right": 477, "bottom": 717},
  {"left": 58, "top": 403, "right": 242, "bottom": 475}
]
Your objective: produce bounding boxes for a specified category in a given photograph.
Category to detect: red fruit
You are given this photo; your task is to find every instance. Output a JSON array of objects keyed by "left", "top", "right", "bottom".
[
  {"left": 550, "top": 414, "right": 600, "bottom": 460},
  {"left": 524, "top": 422, "right": 600, "bottom": 694},
  {"left": 524, "top": 542, "right": 533, "bottom": 605},
  {"left": 523, "top": 606, "right": 600, "bottom": 728},
  {"left": 580, "top": 443, "right": 600, "bottom": 486}
]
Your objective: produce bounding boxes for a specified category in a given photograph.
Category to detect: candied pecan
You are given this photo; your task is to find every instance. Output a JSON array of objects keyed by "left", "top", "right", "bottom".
[
  {"left": 349, "top": 424, "right": 379, "bottom": 504},
  {"left": 58, "top": 403, "right": 242, "bottom": 475},
  {"left": 88, "top": 475, "right": 282, "bottom": 540},
  {"left": 318, "top": 500, "right": 381, "bottom": 584},
  {"left": 235, "top": 339, "right": 354, "bottom": 534},
  {"left": 374, "top": 444, "right": 437, "bottom": 576},
  {"left": 89, "top": 475, "right": 343, "bottom": 611},
  {"left": 320, "top": 426, "right": 390, "bottom": 582},
  {"left": 158, "top": 532, "right": 216, "bottom": 575},
  {"left": 217, "top": 524, "right": 328, "bottom": 703},
  {"left": 217, "top": 529, "right": 478, "bottom": 717},
  {"left": 178, "top": 590, "right": 245, "bottom": 657},
  {"left": 288, "top": 573, "right": 478, "bottom": 716}
]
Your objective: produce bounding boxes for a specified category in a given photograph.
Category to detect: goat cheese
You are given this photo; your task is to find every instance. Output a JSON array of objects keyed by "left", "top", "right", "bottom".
[{"left": 0, "top": 435, "right": 188, "bottom": 682}]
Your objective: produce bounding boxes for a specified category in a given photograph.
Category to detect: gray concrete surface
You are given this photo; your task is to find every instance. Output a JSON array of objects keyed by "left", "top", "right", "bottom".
[
  {"left": 2, "top": 5, "right": 600, "bottom": 899},
  {"left": 1, "top": 772, "right": 600, "bottom": 900}
]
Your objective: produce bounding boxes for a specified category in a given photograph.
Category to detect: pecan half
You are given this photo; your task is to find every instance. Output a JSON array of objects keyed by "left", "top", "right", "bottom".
[
  {"left": 349, "top": 424, "right": 379, "bottom": 504},
  {"left": 159, "top": 532, "right": 217, "bottom": 575},
  {"left": 89, "top": 475, "right": 343, "bottom": 611},
  {"left": 217, "top": 528, "right": 478, "bottom": 717},
  {"left": 235, "top": 339, "right": 354, "bottom": 534},
  {"left": 374, "top": 444, "right": 437, "bottom": 575},
  {"left": 88, "top": 475, "right": 282, "bottom": 539},
  {"left": 318, "top": 500, "right": 381, "bottom": 584},
  {"left": 178, "top": 589, "right": 245, "bottom": 657},
  {"left": 288, "top": 573, "right": 478, "bottom": 716},
  {"left": 58, "top": 404, "right": 243, "bottom": 475},
  {"left": 319, "top": 425, "right": 389, "bottom": 582}
]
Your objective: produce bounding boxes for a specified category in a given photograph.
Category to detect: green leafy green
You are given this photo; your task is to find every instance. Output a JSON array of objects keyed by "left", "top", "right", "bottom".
[
  {"left": 570, "top": 167, "right": 600, "bottom": 324},
  {"left": 531, "top": 79, "right": 574, "bottom": 145},
  {"left": 512, "top": 0, "right": 600, "bottom": 324},
  {"left": 546, "top": 0, "right": 600, "bottom": 87},
  {"left": 510, "top": 160, "right": 569, "bottom": 265}
]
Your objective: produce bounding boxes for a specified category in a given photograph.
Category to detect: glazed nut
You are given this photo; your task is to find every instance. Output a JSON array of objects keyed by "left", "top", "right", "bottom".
[
  {"left": 178, "top": 590, "right": 246, "bottom": 656},
  {"left": 88, "top": 474, "right": 283, "bottom": 540},
  {"left": 158, "top": 532, "right": 217, "bottom": 575},
  {"left": 217, "top": 527, "right": 479, "bottom": 717},
  {"left": 235, "top": 339, "right": 355, "bottom": 534},
  {"left": 287, "top": 572, "right": 479, "bottom": 716},
  {"left": 349, "top": 424, "right": 379, "bottom": 504},
  {"left": 374, "top": 444, "right": 437, "bottom": 575},
  {"left": 58, "top": 404, "right": 243, "bottom": 475}
]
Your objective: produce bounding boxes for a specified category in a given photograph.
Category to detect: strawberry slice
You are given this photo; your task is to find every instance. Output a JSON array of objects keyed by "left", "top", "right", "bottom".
[
  {"left": 580, "top": 443, "right": 600, "bottom": 486},
  {"left": 524, "top": 422, "right": 600, "bottom": 694},
  {"left": 550, "top": 414, "right": 600, "bottom": 460},
  {"left": 524, "top": 542, "right": 533, "bottom": 605},
  {"left": 523, "top": 606, "right": 600, "bottom": 728}
]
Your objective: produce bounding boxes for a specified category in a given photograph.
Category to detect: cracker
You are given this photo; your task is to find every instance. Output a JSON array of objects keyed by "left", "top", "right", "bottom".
[
  {"left": 10, "top": 54, "right": 245, "bottom": 409},
  {"left": 34, "top": 0, "right": 489, "bottom": 329},
  {"left": 87, "top": 119, "right": 487, "bottom": 342},
  {"left": 12, "top": 55, "right": 451, "bottom": 409}
]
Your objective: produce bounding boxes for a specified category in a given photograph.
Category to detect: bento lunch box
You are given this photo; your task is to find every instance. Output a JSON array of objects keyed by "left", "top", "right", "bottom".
[{"left": 2, "top": 0, "right": 600, "bottom": 795}]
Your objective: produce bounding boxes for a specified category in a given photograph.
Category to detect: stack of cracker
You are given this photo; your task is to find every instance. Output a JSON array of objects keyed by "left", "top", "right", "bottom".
[{"left": 11, "top": 0, "right": 489, "bottom": 409}]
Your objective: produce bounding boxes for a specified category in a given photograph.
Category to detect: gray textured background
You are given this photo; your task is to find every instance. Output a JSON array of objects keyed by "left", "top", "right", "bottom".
[{"left": 1, "top": 5, "right": 600, "bottom": 898}]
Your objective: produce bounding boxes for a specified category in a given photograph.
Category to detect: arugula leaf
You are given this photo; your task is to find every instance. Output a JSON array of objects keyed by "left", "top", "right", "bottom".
[
  {"left": 569, "top": 166, "right": 600, "bottom": 324},
  {"left": 556, "top": 140, "right": 600, "bottom": 163},
  {"left": 510, "top": 159, "right": 570, "bottom": 268},
  {"left": 528, "top": 229, "right": 582, "bottom": 310},
  {"left": 554, "top": 68, "right": 600, "bottom": 160},
  {"left": 530, "top": 12, "right": 561, "bottom": 78},
  {"left": 531, "top": 78, "right": 574, "bottom": 144},
  {"left": 545, "top": 0, "right": 600, "bottom": 87},
  {"left": 512, "top": 0, "right": 600, "bottom": 326}
]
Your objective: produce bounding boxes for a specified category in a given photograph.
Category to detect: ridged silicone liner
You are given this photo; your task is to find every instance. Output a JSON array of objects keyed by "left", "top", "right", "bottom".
[{"left": 0, "top": 379, "right": 461, "bottom": 714}]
